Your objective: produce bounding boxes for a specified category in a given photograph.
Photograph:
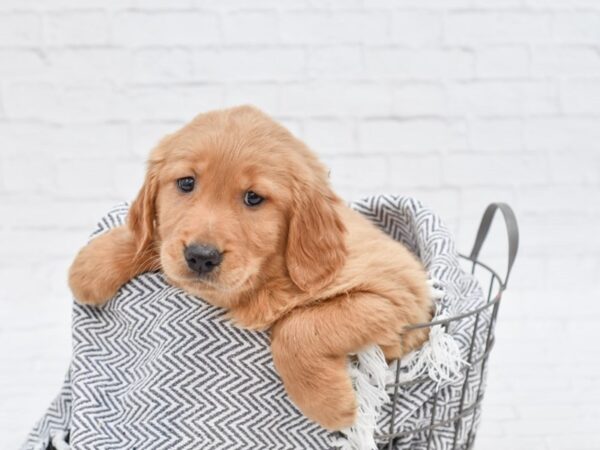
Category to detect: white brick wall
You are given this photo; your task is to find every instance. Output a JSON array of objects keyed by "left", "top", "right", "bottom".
[{"left": 1, "top": 1, "right": 599, "bottom": 448}]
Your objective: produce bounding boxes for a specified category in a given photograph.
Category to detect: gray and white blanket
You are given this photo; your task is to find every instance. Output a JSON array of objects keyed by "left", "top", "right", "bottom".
[{"left": 22, "top": 195, "right": 490, "bottom": 450}]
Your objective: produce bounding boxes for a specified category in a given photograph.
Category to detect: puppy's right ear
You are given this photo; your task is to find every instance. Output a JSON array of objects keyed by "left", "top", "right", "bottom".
[
  {"left": 128, "top": 162, "right": 159, "bottom": 256},
  {"left": 286, "top": 183, "right": 347, "bottom": 294}
]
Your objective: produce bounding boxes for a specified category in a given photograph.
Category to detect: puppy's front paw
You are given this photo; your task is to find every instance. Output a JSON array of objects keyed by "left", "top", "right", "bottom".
[
  {"left": 68, "top": 227, "right": 137, "bottom": 307},
  {"left": 69, "top": 247, "right": 120, "bottom": 307},
  {"left": 69, "top": 270, "right": 117, "bottom": 306},
  {"left": 311, "top": 387, "right": 358, "bottom": 431}
]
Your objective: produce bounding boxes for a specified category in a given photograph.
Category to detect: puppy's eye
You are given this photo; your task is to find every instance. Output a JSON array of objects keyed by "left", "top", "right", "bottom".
[
  {"left": 176, "top": 177, "right": 195, "bottom": 193},
  {"left": 244, "top": 191, "right": 264, "bottom": 207}
]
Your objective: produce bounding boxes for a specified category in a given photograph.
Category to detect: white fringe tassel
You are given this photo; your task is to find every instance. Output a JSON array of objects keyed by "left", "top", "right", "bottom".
[
  {"left": 396, "top": 279, "right": 467, "bottom": 387},
  {"left": 331, "top": 345, "right": 390, "bottom": 450},
  {"left": 333, "top": 280, "right": 467, "bottom": 449},
  {"left": 389, "top": 319, "right": 467, "bottom": 389}
]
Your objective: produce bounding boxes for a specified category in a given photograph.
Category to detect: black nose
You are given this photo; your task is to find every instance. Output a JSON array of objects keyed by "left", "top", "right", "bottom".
[{"left": 184, "top": 244, "right": 222, "bottom": 275}]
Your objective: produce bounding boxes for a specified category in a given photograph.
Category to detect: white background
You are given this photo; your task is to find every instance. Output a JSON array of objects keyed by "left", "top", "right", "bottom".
[{"left": 1, "top": 0, "right": 599, "bottom": 449}]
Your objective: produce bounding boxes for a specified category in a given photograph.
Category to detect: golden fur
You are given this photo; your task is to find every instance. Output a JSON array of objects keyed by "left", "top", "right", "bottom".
[{"left": 69, "top": 105, "right": 432, "bottom": 430}]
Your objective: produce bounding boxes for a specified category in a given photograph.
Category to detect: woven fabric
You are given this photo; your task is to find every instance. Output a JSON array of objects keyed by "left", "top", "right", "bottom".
[{"left": 22, "top": 196, "right": 488, "bottom": 450}]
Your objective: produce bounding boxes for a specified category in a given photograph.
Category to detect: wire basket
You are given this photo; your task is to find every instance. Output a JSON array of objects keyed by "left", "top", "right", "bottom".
[{"left": 376, "top": 203, "right": 519, "bottom": 450}]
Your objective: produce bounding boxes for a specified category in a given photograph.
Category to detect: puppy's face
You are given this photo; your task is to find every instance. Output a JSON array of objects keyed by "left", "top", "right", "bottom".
[{"left": 129, "top": 106, "right": 347, "bottom": 308}]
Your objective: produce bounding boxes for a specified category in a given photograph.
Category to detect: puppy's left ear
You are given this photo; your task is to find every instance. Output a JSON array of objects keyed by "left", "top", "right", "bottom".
[{"left": 286, "top": 185, "right": 347, "bottom": 293}]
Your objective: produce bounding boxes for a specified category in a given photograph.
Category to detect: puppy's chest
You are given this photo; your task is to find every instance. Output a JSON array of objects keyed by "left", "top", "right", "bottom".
[{"left": 228, "top": 286, "right": 304, "bottom": 331}]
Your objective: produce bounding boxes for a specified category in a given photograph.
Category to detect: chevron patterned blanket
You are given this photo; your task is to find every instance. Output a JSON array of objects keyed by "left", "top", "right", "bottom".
[{"left": 22, "top": 196, "right": 489, "bottom": 450}]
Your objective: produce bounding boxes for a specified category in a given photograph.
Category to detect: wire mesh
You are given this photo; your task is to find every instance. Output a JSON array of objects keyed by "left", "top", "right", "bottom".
[{"left": 376, "top": 202, "right": 518, "bottom": 450}]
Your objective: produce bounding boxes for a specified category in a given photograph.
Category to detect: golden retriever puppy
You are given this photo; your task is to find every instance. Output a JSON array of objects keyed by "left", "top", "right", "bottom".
[{"left": 69, "top": 105, "right": 432, "bottom": 431}]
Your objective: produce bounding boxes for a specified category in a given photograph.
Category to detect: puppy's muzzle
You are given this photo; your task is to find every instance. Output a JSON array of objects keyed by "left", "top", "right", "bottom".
[{"left": 184, "top": 244, "right": 223, "bottom": 275}]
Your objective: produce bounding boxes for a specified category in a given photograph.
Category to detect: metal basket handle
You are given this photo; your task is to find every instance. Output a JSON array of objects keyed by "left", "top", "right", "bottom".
[{"left": 469, "top": 203, "right": 519, "bottom": 287}]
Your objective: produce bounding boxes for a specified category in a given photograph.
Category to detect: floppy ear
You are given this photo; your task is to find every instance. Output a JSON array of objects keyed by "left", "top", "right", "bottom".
[
  {"left": 286, "top": 185, "right": 347, "bottom": 293},
  {"left": 127, "top": 163, "right": 159, "bottom": 257}
]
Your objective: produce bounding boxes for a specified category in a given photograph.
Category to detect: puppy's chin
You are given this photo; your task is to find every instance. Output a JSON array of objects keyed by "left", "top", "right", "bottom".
[
  {"left": 171, "top": 278, "right": 230, "bottom": 308},
  {"left": 162, "top": 263, "right": 256, "bottom": 309}
]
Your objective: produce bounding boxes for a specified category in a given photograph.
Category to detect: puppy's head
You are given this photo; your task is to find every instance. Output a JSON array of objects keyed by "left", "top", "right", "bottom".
[{"left": 129, "top": 106, "right": 347, "bottom": 307}]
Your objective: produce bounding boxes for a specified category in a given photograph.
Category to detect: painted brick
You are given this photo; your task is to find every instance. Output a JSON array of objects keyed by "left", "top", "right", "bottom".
[
  {"left": 552, "top": 12, "right": 600, "bottom": 43},
  {"left": 469, "top": 119, "right": 524, "bottom": 152},
  {"left": 389, "top": 155, "right": 442, "bottom": 187},
  {"left": 1, "top": 156, "right": 55, "bottom": 194},
  {"left": 280, "top": 11, "right": 389, "bottom": 45},
  {"left": 0, "top": 50, "right": 46, "bottom": 79},
  {"left": 0, "top": 13, "right": 41, "bottom": 46},
  {"left": 0, "top": 122, "right": 130, "bottom": 158},
  {"left": 548, "top": 152, "right": 600, "bottom": 184},
  {"left": 308, "top": 46, "right": 364, "bottom": 80},
  {"left": 532, "top": 46, "right": 600, "bottom": 77},
  {"left": 45, "top": 49, "right": 131, "bottom": 83},
  {"left": 132, "top": 121, "right": 183, "bottom": 158},
  {"left": 442, "top": 152, "right": 548, "bottom": 186},
  {"left": 222, "top": 11, "right": 279, "bottom": 44},
  {"left": 366, "top": 48, "right": 475, "bottom": 80},
  {"left": 0, "top": 229, "right": 83, "bottom": 259},
  {"left": 476, "top": 46, "right": 530, "bottom": 78},
  {"left": 325, "top": 155, "right": 388, "bottom": 189},
  {"left": 304, "top": 119, "right": 357, "bottom": 155},
  {"left": 359, "top": 119, "right": 468, "bottom": 153},
  {"left": 561, "top": 80, "right": 600, "bottom": 114},
  {"left": 524, "top": 118, "right": 600, "bottom": 152},
  {"left": 3, "top": 82, "right": 129, "bottom": 122},
  {"left": 444, "top": 12, "right": 552, "bottom": 45},
  {"left": 1, "top": 4, "right": 600, "bottom": 449},
  {"left": 132, "top": 48, "right": 193, "bottom": 83},
  {"left": 390, "top": 12, "right": 442, "bottom": 46},
  {"left": 529, "top": 0, "right": 600, "bottom": 8},
  {"left": 55, "top": 159, "right": 117, "bottom": 198},
  {"left": 447, "top": 81, "right": 559, "bottom": 116},
  {"left": 281, "top": 83, "right": 393, "bottom": 116},
  {"left": 0, "top": 198, "right": 119, "bottom": 229},
  {"left": 363, "top": 0, "right": 470, "bottom": 8},
  {"left": 516, "top": 185, "right": 600, "bottom": 215},
  {"left": 193, "top": 48, "right": 306, "bottom": 82},
  {"left": 392, "top": 83, "right": 447, "bottom": 116},
  {"left": 0, "top": 0, "right": 134, "bottom": 10},
  {"left": 114, "top": 159, "right": 145, "bottom": 200},
  {"left": 127, "top": 85, "right": 224, "bottom": 120},
  {"left": 112, "top": 12, "right": 220, "bottom": 46},
  {"left": 224, "top": 84, "right": 282, "bottom": 115},
  {"left": 210, "top": 0, "right": 311, "bottom": 10},
  {"left": 43, "top": 12, "right": 110, "bottom": 46}
]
